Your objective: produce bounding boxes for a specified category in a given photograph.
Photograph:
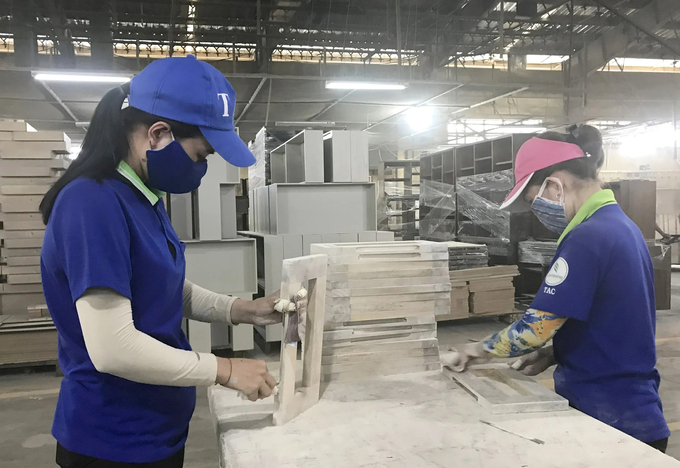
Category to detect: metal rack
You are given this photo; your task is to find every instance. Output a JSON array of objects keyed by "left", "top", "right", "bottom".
[{"left": 376, "top": 161, "right": 420, "bottom": 240}]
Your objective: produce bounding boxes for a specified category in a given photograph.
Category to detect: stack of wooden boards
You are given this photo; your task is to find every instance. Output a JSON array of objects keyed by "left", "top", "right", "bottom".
[
  {"left": 0, "top": 315, "right": 58, "bottom": 365},
  {"left": 446, "top": 241, "right": 489, "bottom": 270},
  {"left": 0, "top": 120, "right": 70, "bottom": 315},
  {"left": 440, "top": 265, "right": 519, "bottom": 321},
  {"left": 310, "top": 241, "right": 449, "bottom": 382}
]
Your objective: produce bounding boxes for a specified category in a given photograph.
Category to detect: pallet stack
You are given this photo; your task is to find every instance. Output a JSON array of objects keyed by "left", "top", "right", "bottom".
[
  {"left": 0, "top": 120, "right": 70, "bottom": 316},
  {"left": 310, "top": 241, "right": 449, "bottom": 382}
]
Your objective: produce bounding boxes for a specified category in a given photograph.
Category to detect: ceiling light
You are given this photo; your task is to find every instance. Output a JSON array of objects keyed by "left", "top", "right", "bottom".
[
  {"left": 275, "top": 121, "right": 337, "bottom": 127},
  {"left": 325, "top": 81, "right": 407, "bottom": 90},
  {"left": 33, "top": 72, "right": 132, "bottom": 83},
  {"left": 404, "top": 108, "right": 433, "bottom": 131}
]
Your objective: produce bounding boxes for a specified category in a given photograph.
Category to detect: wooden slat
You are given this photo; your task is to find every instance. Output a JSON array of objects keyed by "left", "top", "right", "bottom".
[
  {"left": 12, "top": 131, "right": 68, "bottom": 142},
  {"left": 449, "top": 265, "right": 519, "bottom": 281},
  {"left": 0, "top": 140, "right": 69, "bottom": 159}
]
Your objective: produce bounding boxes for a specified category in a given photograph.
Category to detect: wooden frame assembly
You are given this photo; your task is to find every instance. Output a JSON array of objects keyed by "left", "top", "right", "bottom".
[
  {"left": 443, "top": 363, "right": 568, "bottom": 414},
  {"left": 273, "top": 254, "right": 328, "bottom": 425}
]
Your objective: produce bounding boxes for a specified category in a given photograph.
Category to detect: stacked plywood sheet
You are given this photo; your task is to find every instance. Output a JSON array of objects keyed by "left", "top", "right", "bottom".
[
  {"left": 310, "top": 241, "right": 449, "bottom": 381},
  {"left": 0, "top": 315, "right": 58, "bottom": 365},
  {"left": 0, "top": 120, "right": 70, "bottom": 315},
  {"left": 446, "top": 241, "right": 489, "bottom": 270},
  {"left": 451, "top": 266, "right": 519, "bottom": 316},
  {"left": 438, "top": 265, "right": 519, "bottom": 321}
]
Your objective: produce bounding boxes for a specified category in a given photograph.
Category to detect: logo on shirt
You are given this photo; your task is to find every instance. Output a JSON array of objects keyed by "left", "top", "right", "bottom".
[{"left": 545, "top": 257, "right": 569, "bottom": 286}]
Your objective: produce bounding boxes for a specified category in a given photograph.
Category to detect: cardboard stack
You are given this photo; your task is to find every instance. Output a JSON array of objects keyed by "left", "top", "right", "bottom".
[
  {"left": 0, "top": 120, "right": 70, "bottom": 316},
  {"left": 310, "top": 241, "right": 449, "bottom": 382}
]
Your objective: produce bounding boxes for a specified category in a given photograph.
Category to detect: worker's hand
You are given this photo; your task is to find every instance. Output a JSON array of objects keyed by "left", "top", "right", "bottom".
[
  {"left": 231, "top": 291, "right": 284, "bottom": 326},
  {"left": 507, "top": 346, "right": 555, "bottom": 376},
  {"left": 441, "top": 342, "right": 490, "bottom": 372},
  {"left": 216, "top": 357, "right": 276, "bottom": 401}
]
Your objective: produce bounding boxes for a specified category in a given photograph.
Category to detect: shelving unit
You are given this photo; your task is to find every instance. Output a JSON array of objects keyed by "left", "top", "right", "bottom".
[
  {"left": 376, "top": 161, "right": 420, "bottom": 240},
  {"left": 419, "top": 133, "right": 538, "bottom": 263}
]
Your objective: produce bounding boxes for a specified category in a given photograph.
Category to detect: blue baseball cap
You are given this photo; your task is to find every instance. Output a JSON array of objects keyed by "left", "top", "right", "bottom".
[{"left": 128, "top": 54, "right": 255, "bottom": 167}]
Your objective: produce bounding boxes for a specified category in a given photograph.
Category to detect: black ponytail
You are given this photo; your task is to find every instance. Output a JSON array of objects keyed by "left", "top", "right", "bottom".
[
  {"left": 40, "top": 83, "right": 202, "bottom": 224},
  {"left": 528, "top": 124, "right": 604, "bottom": 188}
]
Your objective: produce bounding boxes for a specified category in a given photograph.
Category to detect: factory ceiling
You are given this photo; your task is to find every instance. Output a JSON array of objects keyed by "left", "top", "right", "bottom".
[{"left": 1, "top": 0, "right": 680, "bottom": 155}]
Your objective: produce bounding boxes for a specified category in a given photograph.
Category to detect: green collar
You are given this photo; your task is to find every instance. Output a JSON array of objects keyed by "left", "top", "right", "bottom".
[
  {"left": 558, "top": 189, "right": 617, "bottom": 244},
  {"left": 116, "top": 161, "right": 165, "bottom": 205}
]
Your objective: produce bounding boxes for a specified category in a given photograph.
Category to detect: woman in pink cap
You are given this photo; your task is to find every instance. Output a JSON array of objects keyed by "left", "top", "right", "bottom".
[{"left": 447, "top": 125, "right": 670, "bottom": 452}]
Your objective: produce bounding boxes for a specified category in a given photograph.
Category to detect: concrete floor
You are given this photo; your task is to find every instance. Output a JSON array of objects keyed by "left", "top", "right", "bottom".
[{"left": 1, "top": 272, "right": 679, "bottom": 466}]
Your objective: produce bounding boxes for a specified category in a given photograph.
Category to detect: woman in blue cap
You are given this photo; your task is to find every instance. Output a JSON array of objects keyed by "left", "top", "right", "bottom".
[{"left": 40, "top": 56, "right": 287, "bottom": 467}]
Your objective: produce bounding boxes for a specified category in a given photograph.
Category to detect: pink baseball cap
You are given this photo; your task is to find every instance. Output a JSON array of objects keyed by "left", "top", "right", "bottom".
[{"left": 499, "top": 137, "right": 585, "bottom": 212}]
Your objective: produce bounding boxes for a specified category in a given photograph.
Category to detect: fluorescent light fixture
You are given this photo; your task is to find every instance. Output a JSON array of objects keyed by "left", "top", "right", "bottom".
[
  {"left": 404, "top": 107, "right": 433, "bottom": 131},
  {"left": 33, "top": 72, "right": 131, "bottom": 83},
  {"left": 325, "top": 81, "right": 407, "bottom": 90},
  {"left": 275, "top": 121, "right": 337, "bottom": 127}
]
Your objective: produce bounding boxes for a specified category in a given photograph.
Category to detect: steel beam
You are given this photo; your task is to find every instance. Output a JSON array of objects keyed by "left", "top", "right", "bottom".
[
  {"left": 35, "top": 81, "right": 79, "bottom": 123},
  {"left": 569, "top": 0, "right": 680, "bottom": 79},
  {"left": 591, "top": 0, "right": 680, "bottom": 57},
  {"left": 235, "top": 77, "right": 268, "bottom": 125}
]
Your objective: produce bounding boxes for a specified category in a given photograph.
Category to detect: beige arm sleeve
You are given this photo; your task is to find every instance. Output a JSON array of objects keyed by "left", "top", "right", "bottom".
[
  {"left": 182, "top": 280, "right": 238, "bottom": 325},
  {"left": 76, "top": 289, "right": 218, "bottom": 387}
]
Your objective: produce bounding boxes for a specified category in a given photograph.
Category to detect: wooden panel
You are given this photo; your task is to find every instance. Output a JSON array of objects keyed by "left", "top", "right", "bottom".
[
  {"left": 1, "top": 248, "right": 42, "bottom": 257},
  {"left": 1, "top": 283, "right": 44, "bottom": 293},
  {"left": 322, "top": 337, "right": 438, "bottom": 356},
  {"left": 0, "top": 195, "right": 43, "bottom": 212},
  {"left": 12, "top": 131, "right": 69, "bottom": 143},
  {"left": 0, "top": 265, "right": 41, "bottom": 275},
  {"left": 4, "top": 256, "right": 41, "bottom": 266},
  {"left": 0, "top": 327, "right": 57, "bottom": 365},
  {"left": 5, "top": 238, "right": 43, "bottom": 248},
  {"left": 442, "top": 363, "right": 568, "bottom": 414},
  {"left": 322, "top": 362, "right": 440, "bottom": 382},
  {"left": 6, "top": 274, "right": 42, "bottom": 284},
  {"left": 274, "top": 254, "right": 328, "bottom": 426},
  {"left": 0, "top": 176, "right": 59, "bottom": 186},
  {"left": 0, "top": 230, "right": 44, "bottom": 240},
  {"left": 0, "top": 120, "right": 30, "bottom": 132},
  {"left": 610, "top": 180, "right": 657, "bottom": 240},
  {"left": 0, "top": 140, "right": 69, "bottom": 159},
  {"left": 0, "top": 185, "right": 50, "bottom": 196},
  {"left": 3, "top": 220, "right": 45, "bottom": 231},
  {"left": 449, "top": 265, "right": 519, "bottom": 281}
]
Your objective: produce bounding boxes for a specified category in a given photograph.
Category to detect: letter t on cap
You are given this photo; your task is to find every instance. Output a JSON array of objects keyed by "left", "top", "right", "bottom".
[{"left": 217, "top": 93, "right": 230, "bottom": 117}]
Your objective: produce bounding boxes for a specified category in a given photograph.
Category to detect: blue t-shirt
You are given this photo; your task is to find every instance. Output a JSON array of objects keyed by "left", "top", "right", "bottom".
[
  {"left": 532, "top": 204, "right": 669, "bottom": 443},
  {"left": 41, "top": 177, "right": 194, "bottom": 463}
]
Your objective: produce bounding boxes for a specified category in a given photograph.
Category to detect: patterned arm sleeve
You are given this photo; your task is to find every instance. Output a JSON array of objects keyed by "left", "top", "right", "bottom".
[{"left": 482, "top": 309, "right": 567, "bottom": 358}]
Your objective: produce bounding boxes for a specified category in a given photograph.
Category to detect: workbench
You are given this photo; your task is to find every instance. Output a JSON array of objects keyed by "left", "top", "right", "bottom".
[{"left": 208, "top": 370, "right": 680, "bottom": 467}]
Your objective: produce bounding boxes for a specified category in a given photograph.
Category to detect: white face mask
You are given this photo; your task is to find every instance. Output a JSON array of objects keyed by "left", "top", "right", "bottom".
[{"left": 531, "top": 177, "right": 569, "bottom": 234}]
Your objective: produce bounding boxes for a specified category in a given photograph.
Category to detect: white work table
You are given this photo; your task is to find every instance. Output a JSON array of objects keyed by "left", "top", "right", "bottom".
[{"left": 208, "top": 371, "right": 680, "bottom": 468}]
